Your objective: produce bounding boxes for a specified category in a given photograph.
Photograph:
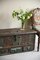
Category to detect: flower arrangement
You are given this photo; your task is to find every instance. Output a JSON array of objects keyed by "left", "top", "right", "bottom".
[{"left": 12, "top": 9, "right": 32, "bottom": 29}]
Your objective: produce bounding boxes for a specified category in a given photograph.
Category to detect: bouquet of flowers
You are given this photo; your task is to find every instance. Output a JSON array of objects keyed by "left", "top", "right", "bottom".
[{"left": 12, "top": 9, "right": 32, "bottom": 29}]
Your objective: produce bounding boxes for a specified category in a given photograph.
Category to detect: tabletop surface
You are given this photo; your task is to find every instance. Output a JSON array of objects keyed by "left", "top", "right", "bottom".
[{"left": 0, "top": 28, "right": 37, "bottom": 36}]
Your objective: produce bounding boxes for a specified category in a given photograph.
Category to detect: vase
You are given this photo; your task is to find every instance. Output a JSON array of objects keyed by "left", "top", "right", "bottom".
[
  {"left": 20, "top": 19, "right": 32, "bottom": 30},
  {"left": 20, "top": 22, "right": 26, "bottom": 30},
  {"left": 22, "top": 20, "right": 32, "bottom": 30}
]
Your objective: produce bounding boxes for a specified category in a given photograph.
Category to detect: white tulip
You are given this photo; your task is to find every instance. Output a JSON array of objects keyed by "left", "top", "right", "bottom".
[
  {"left": 23, "top": 16, "right": 25, "bottom": 20},
  {"left": 30, "top": 14, "right": 32, "bottom": 17},
  {"left": 27, "top": 16, "right": 30, "bottom": 19}
]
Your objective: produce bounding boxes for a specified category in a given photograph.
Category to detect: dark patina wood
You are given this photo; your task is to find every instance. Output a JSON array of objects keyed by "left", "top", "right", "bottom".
[
  {"left": 0, "top": 28, "right": 37, "bottom": 36},
  {"left": 0, "top": 28, "right": 37, "bottom": 55}
]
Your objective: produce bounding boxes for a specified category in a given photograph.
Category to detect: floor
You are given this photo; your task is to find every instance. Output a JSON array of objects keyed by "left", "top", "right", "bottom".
[{"left": 0, "top": 48, "right": 40, "bottom": 60}]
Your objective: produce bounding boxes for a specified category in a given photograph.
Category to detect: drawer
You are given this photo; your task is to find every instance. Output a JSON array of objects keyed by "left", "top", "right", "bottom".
[
  {"left": 23, "top": 45, "right": 34, "bottom": 52},
  {"left": 10, "top": 47, "right": 22, "bottom": 54}
]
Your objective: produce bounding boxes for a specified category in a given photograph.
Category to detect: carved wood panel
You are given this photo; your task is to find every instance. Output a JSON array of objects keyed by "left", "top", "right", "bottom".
[{"left": 0, "top": 34, "right": 35, "bottom": 55}]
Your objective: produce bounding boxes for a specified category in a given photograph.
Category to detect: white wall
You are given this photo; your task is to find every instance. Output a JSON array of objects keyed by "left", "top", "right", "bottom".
[{"left": 0, "top": 0, "right": 40, "bottom": 29}]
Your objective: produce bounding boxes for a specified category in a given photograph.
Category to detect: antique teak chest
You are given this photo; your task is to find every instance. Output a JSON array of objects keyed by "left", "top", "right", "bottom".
[{"left": 0, "top": 28, "right": 37, "bottom": 56}]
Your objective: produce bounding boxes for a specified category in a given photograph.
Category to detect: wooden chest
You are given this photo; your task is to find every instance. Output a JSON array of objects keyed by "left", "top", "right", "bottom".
[{"left": 0, "top": 29, "right": 37, "bottom": 55}]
